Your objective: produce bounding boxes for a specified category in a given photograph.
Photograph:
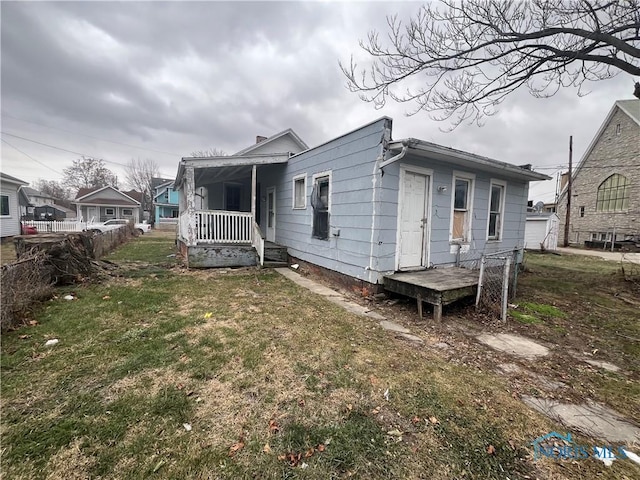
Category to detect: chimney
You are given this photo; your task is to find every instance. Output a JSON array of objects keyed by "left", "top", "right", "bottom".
[
  {"left": 560, "top": 172, "right": 569, "bottom": 191},
  {"left": 256, "top": 135, "right": 267, "bottom": 144}
]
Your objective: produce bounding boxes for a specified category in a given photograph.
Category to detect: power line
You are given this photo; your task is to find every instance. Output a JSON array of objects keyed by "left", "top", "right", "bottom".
[
  {"left": 1, "top": 112, "right": 181, "bottom": 157},
  {"left": 1, "top": 131, "right": 130, "bottom": 168},
  {"left": 1, "top": 138, "right": 64, "bottom": 175}
]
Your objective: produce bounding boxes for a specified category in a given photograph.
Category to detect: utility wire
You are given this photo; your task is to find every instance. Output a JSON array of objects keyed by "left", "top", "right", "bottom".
[
  {"left": 1, "top": 138, "right": 63, "bottom": 175},
  {"left": 1, "top": 112, "right": 180, "bottom": 157},
  {"left": 1, "top": 131, "right": 130, "bottom": 168}
]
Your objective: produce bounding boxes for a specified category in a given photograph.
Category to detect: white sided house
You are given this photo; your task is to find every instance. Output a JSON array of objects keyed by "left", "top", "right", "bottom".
[
  {"left": 1, "top": 172, "right": 28, "bottom": 238},
  {"left": 176, "top": 118, "right": 548, "bottom": 297}
]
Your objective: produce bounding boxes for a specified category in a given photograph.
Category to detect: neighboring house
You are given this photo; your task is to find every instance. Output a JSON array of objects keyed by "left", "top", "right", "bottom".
[
  {"left": 153, "top": 179, "right": 180, "bottom": 226},
  {"left": 73, "top": 186, "right": 142, "bottom": 223},
  {"left": 175, "top": 118, "right": 548, "bottom": 292},
  {"left": 0, "top": 172, "right": 28, "bottom": 237},
  {"left": 557, "top": 99, "right": 640, "bottom": 245},
  {"left": 525, "top": 212, "right": 559, "bottom": 251},
  {"left": 19, "top": 186, "right": 56, "bottom": 207}
]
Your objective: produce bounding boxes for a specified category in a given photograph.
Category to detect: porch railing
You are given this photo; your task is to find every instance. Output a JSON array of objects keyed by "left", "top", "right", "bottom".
[{"left": 196, "top": 210, "right": 252, "bottom": 244}]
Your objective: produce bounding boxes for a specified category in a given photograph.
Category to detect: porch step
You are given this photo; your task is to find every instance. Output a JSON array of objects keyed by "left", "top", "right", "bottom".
[
  {"left": 264, "top": 242, "right": 288, "bottom": 262},
  {"left": 262, "top": 260, "right": 289, "bottom": 268}
]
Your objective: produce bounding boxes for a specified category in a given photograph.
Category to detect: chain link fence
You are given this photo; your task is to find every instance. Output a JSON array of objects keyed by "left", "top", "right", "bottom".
[
  {"left": 621, "top": 252, "right": 640, "bottom": 286},
  {"left": 474, "top": 249, "right": 522, "bottom": 322}
]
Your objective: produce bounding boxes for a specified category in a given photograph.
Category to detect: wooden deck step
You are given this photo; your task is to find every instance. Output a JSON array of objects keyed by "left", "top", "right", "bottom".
[
  {"left": 264, "top": 242, "right": 288, "bottom": 262},
  {"left": 384, "top": 268, "right": 479, "bottom": 321}
]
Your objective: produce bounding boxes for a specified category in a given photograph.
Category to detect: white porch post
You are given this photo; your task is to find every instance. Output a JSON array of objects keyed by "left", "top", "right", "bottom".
[
  {"left": 185, "top": 165, "right": 197, "bottom": 246},
  {"left": 251, "top": 164, "right": 257, "bottom": 222}
]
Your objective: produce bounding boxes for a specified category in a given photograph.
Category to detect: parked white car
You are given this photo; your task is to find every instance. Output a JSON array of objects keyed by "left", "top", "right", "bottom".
[{"left": 87, "top": 219, "right": 152, "bottom": 235}]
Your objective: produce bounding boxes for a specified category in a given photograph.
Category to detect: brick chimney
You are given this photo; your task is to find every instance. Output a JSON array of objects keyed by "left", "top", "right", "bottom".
[{"left": 256, "top": 135, "right": 267, "bottom": 144}]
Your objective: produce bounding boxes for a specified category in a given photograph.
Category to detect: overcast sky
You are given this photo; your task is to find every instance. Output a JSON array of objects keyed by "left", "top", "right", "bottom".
[{"left": 1, "top": 1, "right": 635, "bottom": 202}]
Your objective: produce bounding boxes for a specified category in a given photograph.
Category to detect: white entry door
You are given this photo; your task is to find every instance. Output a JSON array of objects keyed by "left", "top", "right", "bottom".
[
  {"left": 266, "top": 187, "right": 276, "bottom": 242},
  {"left": 397, "top": 168, "right": 431, "bottom": 270},
  {"left": 87, "top": 207, "right": 98, "bottom": 223}
]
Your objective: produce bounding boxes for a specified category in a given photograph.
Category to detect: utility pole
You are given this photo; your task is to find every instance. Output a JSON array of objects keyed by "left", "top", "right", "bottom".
[{"left": 563, "top": 136, "right": 573, "bottom": 247}]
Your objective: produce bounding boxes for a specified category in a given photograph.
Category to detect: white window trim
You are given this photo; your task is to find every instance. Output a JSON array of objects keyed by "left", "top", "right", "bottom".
[
  {"left": 1, "top": 194, "right": 11, "bottom": 217},
  {"left": 311, "top": 171, "right": 332, "bottom": 240},
  {"left": 292, "top": 173, "right": 307, "bottom": 210},
  {"left": 486, "top": 179, "right": 507, "bottom": 242},
  {"left": 449, "top": 171, "right": 475, "bottom": 243},
  {"left": 105, "top": 207, "right": 115, "bottom": 216}
]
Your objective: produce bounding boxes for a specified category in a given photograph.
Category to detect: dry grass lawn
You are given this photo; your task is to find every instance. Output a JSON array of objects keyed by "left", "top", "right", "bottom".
[{"left": 2, "top": 234, "right": 639, "bottom": 479}]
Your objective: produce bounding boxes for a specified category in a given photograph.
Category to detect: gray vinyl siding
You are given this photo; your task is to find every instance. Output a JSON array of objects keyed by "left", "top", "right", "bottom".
[
  {"left": 384, "top": 155, "right": 530, "bottom": 269},
  {"left": 258, "top": 119, "right": 531, "bottom": 285},
  {"left": 262, "top": 119, "right": 388, "bottom": 282}
]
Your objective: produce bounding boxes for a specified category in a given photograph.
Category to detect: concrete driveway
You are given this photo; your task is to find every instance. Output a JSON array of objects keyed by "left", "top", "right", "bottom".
[{"left": 556, "top": 247, "right": 640, "bottom": 264}]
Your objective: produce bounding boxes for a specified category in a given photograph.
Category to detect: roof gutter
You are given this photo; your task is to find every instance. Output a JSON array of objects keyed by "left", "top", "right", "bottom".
[{"left": 379, "top": 142, "right": 408, "bottom": 170}]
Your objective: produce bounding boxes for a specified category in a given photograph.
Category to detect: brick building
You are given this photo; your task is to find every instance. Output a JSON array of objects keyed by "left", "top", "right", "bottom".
[{"left": 557, "top": 99, "right": 640, "bottom": 246}]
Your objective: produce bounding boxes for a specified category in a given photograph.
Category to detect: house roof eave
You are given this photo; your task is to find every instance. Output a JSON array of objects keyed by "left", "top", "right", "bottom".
[{"left": 389, "top": 139, "right": 551, "bottom": 182}]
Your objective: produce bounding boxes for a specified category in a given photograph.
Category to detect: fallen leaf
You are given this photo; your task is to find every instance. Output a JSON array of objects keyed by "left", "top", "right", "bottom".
[
  {"left": 263, "top": 443, "right": 272, "bottom": 454},
  {"left": 412, "top": 416, "right": 421, "bottom": 424},
  {"left": 228, "top": 441, "right": 244, "bottom": 457},
  {"left": 102, "top": 295, "right": 111, "bottom": 300},
  {"left": 18, "top": 335, "right": 31, "bottom": 339},
  {"left": 487, "top": 445, "right": 496, "bottom": 455},
  {"left": 387, "top": 429, "right": 403, "bottom": 437},
  {"left": 371, "top": 407, "right": 381, "bottom": 415},
  {"left": 317, "top": 444, "right": 325, "bottom": 452},
  {"left": 369, "top": 375, "right": 380, "bottom": 386},
  {"left": 277, "top": 454, "right": 286, "bottom": 461},
  {"left": 183, "top": 423, "right": 192, "bottom": 432},
  {"left": 428, "top": 416, "right": 440, "bottom": 425},
  {"left": 269, "top": 419, "right": 280, "bottom": 433},
  {"left": 28, "top": 320, "right": 38, "bottom": 326},
  {"left": 176, "top": 383, "right": 184, "bottom": 390},
  {"left": 305, "top": 448, "right": 315, "bottom": 458},
  {"left": 346, "top": 403, "right": 353, "bottom": 411},
  {"left": 508, "top": 440, "right": 516, "bottom": 450}
]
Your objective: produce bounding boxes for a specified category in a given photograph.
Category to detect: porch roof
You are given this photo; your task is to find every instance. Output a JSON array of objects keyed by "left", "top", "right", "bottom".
[
  {"left": 175, "top": 153, "right": 290, "bottom": 188},
  {"left": 388, "top": 139, "right": 551, "bottom": 182}
]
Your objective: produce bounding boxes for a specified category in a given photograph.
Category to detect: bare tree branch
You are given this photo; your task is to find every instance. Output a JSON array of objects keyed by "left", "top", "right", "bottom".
[
  {"left": 124, "top": 158, "right": 160, "bottom": 212},
  {"left": 341, "top": 0, "right": 640, "bottom": 127}
]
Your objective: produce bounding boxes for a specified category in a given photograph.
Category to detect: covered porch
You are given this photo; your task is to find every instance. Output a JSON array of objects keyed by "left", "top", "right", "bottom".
[{"left": 175, "top": 153, "right": 288, "bottom": 267}]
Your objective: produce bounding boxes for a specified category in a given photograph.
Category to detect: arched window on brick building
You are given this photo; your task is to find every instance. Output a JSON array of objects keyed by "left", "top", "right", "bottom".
[{"left": 596, "top": 174, "right": 630, "bottom": 212}]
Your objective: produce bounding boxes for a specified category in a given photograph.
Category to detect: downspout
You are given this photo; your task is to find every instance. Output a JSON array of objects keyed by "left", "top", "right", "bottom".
[
  {"left": 378, "top": 143, "right": 408, "bottom": 170},
  {"left": 367, "top": 135, "right": 408, "bottom": 283}
]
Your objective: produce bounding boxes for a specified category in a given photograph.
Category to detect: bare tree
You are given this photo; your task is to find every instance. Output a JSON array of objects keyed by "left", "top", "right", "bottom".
[
  {"left": 190, "top": 148, "right": 227, "bottom": 157},
  {"left": 34, "top": 179, "right": 71, "bottom": 201},
  {"left": 123, "top": 158, "right": 160, "bottom": 213},
  {"left": 63, "top": 157, "right": 118, "bottom": 192},
  {"left": 342, "top": 0, "right": 640, "bottom": 127}
]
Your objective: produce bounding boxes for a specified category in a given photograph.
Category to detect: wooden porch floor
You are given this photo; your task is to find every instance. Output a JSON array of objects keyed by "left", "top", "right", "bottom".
[{"left": 383, "top": 268, "right": 479, "bottom": 321}]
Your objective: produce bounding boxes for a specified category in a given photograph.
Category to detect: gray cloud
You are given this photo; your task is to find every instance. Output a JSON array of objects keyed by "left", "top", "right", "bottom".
[{"left": 1, "top": 1, "right": 635, "bottom": 202}]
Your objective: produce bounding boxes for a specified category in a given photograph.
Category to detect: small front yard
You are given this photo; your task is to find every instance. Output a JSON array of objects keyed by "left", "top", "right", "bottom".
[{"left": 2, "top": 235, "right": 639, "bottom": 479}]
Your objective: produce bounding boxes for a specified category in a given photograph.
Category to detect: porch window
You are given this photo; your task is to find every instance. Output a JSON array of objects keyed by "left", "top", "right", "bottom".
[
  {"left": 487, "top": 181, "right": 506, "bottom": 240},
  {"left": 311, "top": 173, "right": 330, "bottom": 240},
  {"left": 293, "top": 174, "right": 306, "bottom": 209},
  {"left": 451, "top": 175, "right": 473, "bottom": 242},
  {"left": 225, "top": 184, "right": 242, "bottom": 211},
  {"left": 123, "top": 209, "right": 133, "bottom": 216},
  {"left": 1, "top": 195, "right": 9, "bottom": 216},
  {"left": 105, "top": 208, "right": 115, "bottom": 216}
]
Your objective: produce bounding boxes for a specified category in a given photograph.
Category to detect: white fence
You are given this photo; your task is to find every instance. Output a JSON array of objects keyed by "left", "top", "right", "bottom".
[{"left": 21, "top": 220, "right": 86, "bottom": 233}]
